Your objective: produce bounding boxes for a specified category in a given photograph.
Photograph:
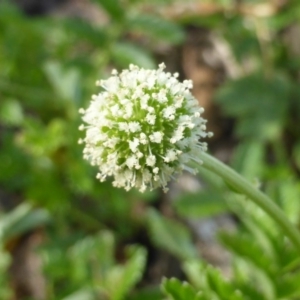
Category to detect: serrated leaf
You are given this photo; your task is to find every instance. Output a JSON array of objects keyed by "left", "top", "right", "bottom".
[
  {"left": 162, "top": 278, "right": 198, "bottom": 300},
  {"left": 276, "top": 271, "right": 300, "bottom": 298},
  {"left": 104, "top": 246, "right": 147, "bottom": 300},
  {"left": 218, "top": 231, "right": 278, "bottom": 300},
  {"left": 65, "top": 233, "right": 146, "bottom": 300},
  {"left": 184, "top": 260, "right": 262, "bottom": 300},
  {"left": 111, "top": 42, "right": 155, "bottom": 69},
  {"left": 69, "top": 230, "right": 115, "bottom": 281},
  {"left": 183, "top": 260, "right": 206, "bottom": 289},
  {"left": 147, "top": 209, "right": 198, "bottom": 260},
  {"left": 241, "top": 262, "right": 276, "bottom": 300},
  {"left": 226, "top": 194, "right": 281, "bottom": 252},
  {"left": 205, "top": 266, "right": 238, "bottom": 299},
  {"left": 219, "top": 232, "right": 276, "bottom": 275},
  {"left": 127, "top": 14, "right": 185, "bottom": 44},
  {"left": 215, "top": 73, "right": 291, "bottom": 140},
  {"left": 238, "top": 215, "right": 277, "bottom": 261}
]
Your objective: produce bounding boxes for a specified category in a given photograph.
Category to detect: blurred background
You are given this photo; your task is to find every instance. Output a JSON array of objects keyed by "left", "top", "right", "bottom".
[{"left": 1, "top": 0, "right": 300, "bottom": 299}]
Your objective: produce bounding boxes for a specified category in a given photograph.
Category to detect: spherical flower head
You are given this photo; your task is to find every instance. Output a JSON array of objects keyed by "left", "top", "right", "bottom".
[{"left": 79, "top": 63, "right": 212, "bottom": 193}]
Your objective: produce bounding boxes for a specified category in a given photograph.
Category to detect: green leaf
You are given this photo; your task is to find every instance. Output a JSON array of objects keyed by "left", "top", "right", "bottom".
[
  {"left": 0, "top": 203, "right": 50, "bottom": 243},
  {"left": 183, "top": 260, "right": 207, "bottom": 290},
  {"left": 92, "top": 0, "right": 124, "bottom": 21},
  {"left": 205, "top": 266, "right": 244, "bottom": 300},
  {"left": 269, "top": 178, "right": 300, "bottom": 224},
  {"left": 44, "top": 61, "right": 81, "bottom": 102},
  {"left": 238, "top": 213, "right": 277, "bottom": 261},
  {"left": 19, "top": 118, "right": 67, "bottom": 156},
  {"left": 63, "top": 18, "right": 108, "bottom": 46},
  {"left": 219, "top": 232, "right": 277, "bottom": 277},
  {"left": 69, "top": 231, "right": 115, "bottom": 281},
  {"left": 0, "top": 132, "right": 31, "bottom": 190},
  {"left": 127, "top": 14, "right": 185, "bottom": 44},
  {"left": 162, "top": 278, "right": 199, "bottom": 300},
  {"left": 174, "top": 189, "right": 228, "bottom": 218},
  {"left": 269, "top": 1, "right": 300, "bottom": 30},
  {"left": 0, "top": 99, "right": 24, "bottom": 126},
  {"left": 226, "top": 192, "right": 282, "bottom": 251},
  {"left": 293, "top": 142, "right": 300, "bottom": 171},
  {"left": 276, "top": 271, "right": 300, "bottom": 298},
  {"left": 184, "top": 260, "right": 263, "bottom": 300},
  {"left": 0, "top": 1, "right": 22, "bottom": 20},
  {"left": 216, "top": 201, "right": 283, "bottom": 299},
  {"left": 54, "top": 232, "right": 146, "bottom": 299},
  {"left": 111, "top": 42, "right": 155, "bottom": 69},
  {"left": 231, "top": 140, "right": 265, "bottom": 179},
  {"left": 62, "top": 288, "right": 96, "bottom": 300},
  {"left": 103, "top": 246, "right": 147, "bottom": 300},
  {"left": 129, "top": 286, "right": 162, "bottom": 300},
  {"left": 215, "top": 73, "right": 291, "bottom": 140},
  {"left": 146, "top": 209, "right": 197, "bottom": 260}
]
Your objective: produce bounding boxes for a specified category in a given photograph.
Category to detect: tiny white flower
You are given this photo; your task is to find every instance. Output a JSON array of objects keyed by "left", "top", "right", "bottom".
[
  {"left": 139, "top": 133, "right": 148, "bottom": 145},
  {"left": 125, "top": 104, "right": 133, "bottom": 118},
  {"left": 128, "top": 122, "right": 141, "bottom": 133},
  {"left": 171, "top": 126, "right": 184, "bottom": 142},
  {"left": 110, "top": 104, "right": 119, "bottom": 115},
  {"left": 157, "top": 89, "right": 168, "bottom": 103},
  {"left": 129, "top": 138, "right": 140, "bottom": 153},
  {"left": 170, "top": 84, "right": 181, "bottom": 95},
  {"left": 139, "top": 184, "right": 147, "bottom": 193},
  {"left": 158, "top": 62, "right": 166, "bottom": 69},
  {"left": 183, "top": 79, "right": 193, "bottom": 89},
  {"left": 164, "top": 149, "right": 177, "bottom": 162},
  {"left": 174, "top": 96, "right": 184, "bottom": 108},
  {"left": 126, "top": 155, "right": 138, "bottom": 169},
  {"left": 146, "top": 155, "right": 156, "bottom": 167},
  {"left": 147, "top": 106, "right": 155, "bottom": 113},
  {"left": 163, "top": 106, "right": 176, "bottom": 119},
  {"left": 111, "top": 69, "right": 118, "bottom": 75},
  {"left": 102, "top": 76, "right": 120, "bottom": 93},
  {"left": 146, "top": 74, "right": 156, "bottom": 88},
  {"left": 141, "top": 94, "right": 150, "bottom": 109},
  {"left": 79, "top": 64, "right": 212, "bottom": 192},
  {"left": 119, "top": 122, "right": 129, "bottom": 132},
  {"left": 137, "top": 151, "right": 144, "bottom": 158},
  {"left": 133, "top": 87, "right": 144, "bottom": 99},
  {"left": 146, "top": 113, "right": 156, "bottom": 125},
  {"left": 104, "top": 138, "right": 119, "bottom": 149},
  {"left": 153, "top": 167, "right": 159, "bottom": 174},
  {"left": 150, "top": 132, "right": 163, "bottom": 143}
]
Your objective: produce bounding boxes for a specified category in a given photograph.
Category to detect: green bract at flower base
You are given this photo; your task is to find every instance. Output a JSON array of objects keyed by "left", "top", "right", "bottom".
[{"left": 79, "top": 63, "right": 212, "bottom": 193}]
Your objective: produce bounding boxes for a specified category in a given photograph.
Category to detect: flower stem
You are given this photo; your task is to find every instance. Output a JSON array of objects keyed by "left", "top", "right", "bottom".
[{"left": 198, "top": 152, "right": 300, "bottom": 253}]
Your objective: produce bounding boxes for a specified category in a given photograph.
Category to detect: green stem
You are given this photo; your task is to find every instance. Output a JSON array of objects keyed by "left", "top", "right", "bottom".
[{"left": 198, "top": 152, "right": 300, "bottom": 253}]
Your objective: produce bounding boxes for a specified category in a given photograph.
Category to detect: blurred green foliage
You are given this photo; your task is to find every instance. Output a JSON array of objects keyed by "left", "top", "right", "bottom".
[{"left": 1, "top": 0, "right": 300, "bottom": 299}]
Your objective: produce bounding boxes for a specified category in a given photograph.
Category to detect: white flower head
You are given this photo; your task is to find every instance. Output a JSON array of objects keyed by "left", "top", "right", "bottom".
[{"left": 79, "top": 64, "right": 212, "bottom": 192}]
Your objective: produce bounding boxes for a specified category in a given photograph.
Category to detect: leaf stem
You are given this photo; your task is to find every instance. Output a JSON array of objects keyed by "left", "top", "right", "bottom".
[{"left": 198, "top": 152, "right": 300, "bottom": 253}]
